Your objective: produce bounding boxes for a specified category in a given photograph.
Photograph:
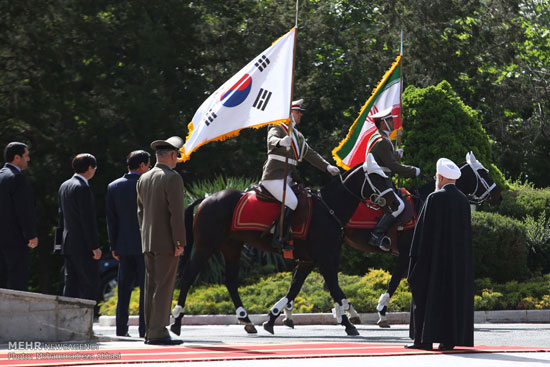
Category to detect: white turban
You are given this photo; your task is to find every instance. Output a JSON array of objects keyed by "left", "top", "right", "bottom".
[{"left": 436, "top": 158, "right": 461, "bottom": 180}]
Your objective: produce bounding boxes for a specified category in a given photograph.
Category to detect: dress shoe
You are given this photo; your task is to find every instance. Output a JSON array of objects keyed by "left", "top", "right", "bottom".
[
  {"left": 404, "top": 343, "right": 433, "bottom": 351},
  {"left": 116, "top": 332, "right": 130, "bottom": 337},
  {"left": 438, "top": 343, "right": 455, "bottom": 351},
  {"left": 145, "top": 336, "right": 183, "bottom": 345}
]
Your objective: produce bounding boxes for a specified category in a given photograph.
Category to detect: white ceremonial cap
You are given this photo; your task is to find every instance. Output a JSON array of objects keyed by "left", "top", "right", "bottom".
[
  {"left": 291, "top": 99, "right": 306, "bottom": 111},
  {"left": 436, "top": 158, "right": 461, "bottom": 180},
  {"left": 371, "top": 107, "right": 396, "bottom": 120}
]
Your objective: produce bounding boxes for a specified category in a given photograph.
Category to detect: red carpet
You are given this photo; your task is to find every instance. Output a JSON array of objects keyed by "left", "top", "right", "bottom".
[{"left": 2, "top": 343, "right": 549, "bottom": 366}]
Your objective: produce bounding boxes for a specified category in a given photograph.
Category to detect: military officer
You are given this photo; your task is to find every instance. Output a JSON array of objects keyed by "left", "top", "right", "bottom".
[
  {"left": 261, "top": 99, "right": 340, "bottom": 250},
  {"left": 366, "top": 107, "right": 420, "bottom": 251}
]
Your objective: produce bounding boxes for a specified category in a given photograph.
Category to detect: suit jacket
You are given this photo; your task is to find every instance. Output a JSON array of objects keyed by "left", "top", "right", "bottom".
[
  {"left": 0, "top": 164, "right": 37, "bottom": 248},
  {"left": 261, "top": 124, "right": 330, "bottom": 181},
  {"left": 137, "top": 163, "right": 185, "bottom": 254},
  {"left": 58, "top": 175, "right": 99, "bottom": 255},
  {"left": 106, "top": 172, "right": 142, "bottom": 256}
]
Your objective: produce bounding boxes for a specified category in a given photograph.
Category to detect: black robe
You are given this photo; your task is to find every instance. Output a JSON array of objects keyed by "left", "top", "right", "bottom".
[{"left": 407, "top": 183, "right": 474, "bottom": 346}]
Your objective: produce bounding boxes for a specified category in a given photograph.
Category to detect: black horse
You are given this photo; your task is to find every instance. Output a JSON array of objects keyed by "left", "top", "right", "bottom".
[
  {"left": 170, "top": 156, "right": 399, "bottom": 336},
  {"left": 262, "top": 152, "right": 502, "bottom": 333}
]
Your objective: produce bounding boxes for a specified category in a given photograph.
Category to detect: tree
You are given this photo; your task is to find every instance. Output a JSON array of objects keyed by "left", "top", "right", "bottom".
[{"left": 402, "top": 80, "right": 506, "bottom": 188}]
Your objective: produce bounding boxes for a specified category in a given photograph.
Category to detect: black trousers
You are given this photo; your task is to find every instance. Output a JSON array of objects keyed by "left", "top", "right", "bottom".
[
  {"left": 0, "top": 245, "right": 30, "bottom": 291},
  {"left": 63, "top": 254, "right": 99, "bottom": 301},
  {"left": 116, "top": 254, "right": 145, "bottom": 337}
]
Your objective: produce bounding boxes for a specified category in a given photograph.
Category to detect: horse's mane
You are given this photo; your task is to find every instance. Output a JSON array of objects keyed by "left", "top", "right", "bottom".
[{"left": 320, "top": 163, "right": 363, "bottom": 196}]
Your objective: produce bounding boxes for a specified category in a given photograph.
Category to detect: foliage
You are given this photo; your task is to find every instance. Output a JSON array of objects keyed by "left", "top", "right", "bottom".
[
  {"left": 401, "top": 80, "right": 505, "bottom": 189},
  {"left": 1, "top": 0, "right": 549, "bottom": 292},
  {"left": 339, "top": 245, "right": 397, "bottom": 276},
  {"left": 100, "top": 270, "right": 550, "bottom": 316},
  {"left": 523, "top": 212, "right": 550, "bottom": 274},
  {"left": 497, "top": 187, "right": 550, "bottom": 220},
  {"left": 471, "top": 211, "right": 529, "bottom": 282},
  {"left": 474, "top": 274, "right": 550, "bottom": 310}
]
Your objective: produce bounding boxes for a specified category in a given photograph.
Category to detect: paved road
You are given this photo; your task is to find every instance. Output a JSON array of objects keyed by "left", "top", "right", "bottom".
[
  {"left": 88, "top": 323, "right": 550, "bottom": 367},
  {"left": 96, "top": 322, "right": 550, "bottom": 347}
]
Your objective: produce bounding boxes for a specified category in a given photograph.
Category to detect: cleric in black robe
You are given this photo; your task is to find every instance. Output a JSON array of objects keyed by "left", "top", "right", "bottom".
[{"left": 406, "top": 157, "right": 474, "bottom": 351}]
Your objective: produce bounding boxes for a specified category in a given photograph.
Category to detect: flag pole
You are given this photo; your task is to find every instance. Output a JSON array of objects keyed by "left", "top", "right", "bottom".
[
  {"left": 279, "top": 2, "right": 299, "bottom": 248},
  {"left": 397, "top": 30, "right": 404, "bottom": 187}
]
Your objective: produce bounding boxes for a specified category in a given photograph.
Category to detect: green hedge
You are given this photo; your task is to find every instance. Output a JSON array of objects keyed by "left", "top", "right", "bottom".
[
  {"left": 99, "top": 270, "right": 550, "bottom": 316},
  {"left": 472, "top": 211, "right": 529, "bottom": 282},
  {"left": 497, "top": 187, "right": 550, "bottom": 220}
]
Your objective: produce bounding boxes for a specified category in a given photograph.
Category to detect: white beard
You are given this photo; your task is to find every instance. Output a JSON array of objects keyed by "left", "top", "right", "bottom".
[{"left": 435, "top": 176, "right": 441, "bottom": 191}]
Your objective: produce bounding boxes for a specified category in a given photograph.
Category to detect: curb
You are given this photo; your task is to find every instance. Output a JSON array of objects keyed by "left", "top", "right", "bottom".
[{"left": 99, "top": 309, "right": 550, "bottom": 327}]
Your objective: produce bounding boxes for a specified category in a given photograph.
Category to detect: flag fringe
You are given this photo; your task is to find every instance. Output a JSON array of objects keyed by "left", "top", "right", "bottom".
[
  {"left": 179, "top": 118, "right": 290, "bottom": 162},
  {"left": 331, "top": 55, "right": 402, "bottom": 170}
]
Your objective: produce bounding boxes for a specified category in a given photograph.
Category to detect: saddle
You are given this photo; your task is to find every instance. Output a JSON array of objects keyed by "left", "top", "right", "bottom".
[{"left": 252, "top": 183, "right": 310, "bottom": 227}]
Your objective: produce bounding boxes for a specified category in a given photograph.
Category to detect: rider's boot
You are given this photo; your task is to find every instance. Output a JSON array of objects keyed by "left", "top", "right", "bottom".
[
  {"left": 368, "top": 214, "right": 395, "bottom": 252},
  {"left": 272, "top": 207, "right": 294, "bottom": 252}
]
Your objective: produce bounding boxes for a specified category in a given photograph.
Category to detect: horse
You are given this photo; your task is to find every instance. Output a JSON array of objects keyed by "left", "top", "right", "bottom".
[
  {"left": 170, "top": 154, "right": 399, "bottom": 336},
  {"left": 262, "top": 151, "right": 503, "bottom": 333}
]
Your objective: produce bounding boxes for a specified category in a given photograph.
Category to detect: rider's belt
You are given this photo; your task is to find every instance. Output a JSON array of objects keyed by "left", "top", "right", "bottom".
[{"left": 268, "top": 154, "right": 297, "bottom": 166}]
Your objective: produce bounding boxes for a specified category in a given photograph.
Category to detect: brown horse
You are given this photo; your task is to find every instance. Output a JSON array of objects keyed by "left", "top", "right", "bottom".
[
  {"left": 170, "top": 157, "right": 399, "bottom": 336},
  {"left": 262, "top": 152, "right": 503, "bottom": 333}
]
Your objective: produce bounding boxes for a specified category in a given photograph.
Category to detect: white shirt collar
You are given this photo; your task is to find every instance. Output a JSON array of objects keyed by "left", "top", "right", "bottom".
[
  {"left": 6, "top": 163, "right": 22, "bottom": 173},
  {"left": 74, "top": 173, "right": 89, "bottom": 186}
]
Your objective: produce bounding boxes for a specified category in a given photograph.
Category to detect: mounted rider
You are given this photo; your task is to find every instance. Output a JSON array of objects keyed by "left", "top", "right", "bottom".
[
  {"left": 366, "top": 107, "right": 420, "bottom": 252},
  {"left": 261, "top": 99, "right": 340, "bottom": 251}
]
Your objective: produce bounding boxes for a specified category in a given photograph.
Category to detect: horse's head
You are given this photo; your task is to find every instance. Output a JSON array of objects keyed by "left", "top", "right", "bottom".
[
  {"left": 360, "top": 154, "right": 399, "bottom": 211},
  {"left": 457, "top": 151, "right": 502, "bottom": 206}
]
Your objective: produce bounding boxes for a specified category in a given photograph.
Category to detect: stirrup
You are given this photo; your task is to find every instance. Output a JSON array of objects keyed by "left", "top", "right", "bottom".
[{"left": 369, "top": 233, "right": 391, "bottom": 252}]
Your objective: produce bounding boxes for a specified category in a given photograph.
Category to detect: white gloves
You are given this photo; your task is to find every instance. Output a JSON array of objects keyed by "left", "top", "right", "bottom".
[
  {"left": 279, "top": 136, "right": 292, "bottom": 148},
  {"left": 327, "top": 165, "right": 340, "bottom": 176},
  {"left": 396, "top": 148, "right": 404, "bottom": 159},
  {"left": 414, "top": 167, "right": 421, "bottom": 177}
]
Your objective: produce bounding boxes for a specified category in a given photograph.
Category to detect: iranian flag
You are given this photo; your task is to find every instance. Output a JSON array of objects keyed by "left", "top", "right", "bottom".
[{"left": 332, "top": 55, "right": 402, "bottom": 170}]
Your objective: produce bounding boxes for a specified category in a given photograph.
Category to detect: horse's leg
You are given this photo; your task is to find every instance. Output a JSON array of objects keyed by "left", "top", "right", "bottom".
[
  {"left": 222, "top": 242, "right": 257, "bottom": 334},
  {"left": 377, "top": 229, "right": 413, "bottom": 328},
  {"left": 319, "top": 264, "right": 359, "bottom": 336},
  {"left": 262, "top": 260, "right": 314, "bottom": 334},
  {"left": 170, "top": 234, "right": 220, "bottom": 335}
]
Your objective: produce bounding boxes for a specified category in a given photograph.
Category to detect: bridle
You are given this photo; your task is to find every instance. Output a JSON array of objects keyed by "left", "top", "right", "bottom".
[
  {"left": 459, "top": 163, "right": 496, "bottom": 204},
  {"left": 339, "top": 165, "right": 393, "bottom": 207},
  {"left": 316, "top": 164, "right": 394, "bottom": 238}
]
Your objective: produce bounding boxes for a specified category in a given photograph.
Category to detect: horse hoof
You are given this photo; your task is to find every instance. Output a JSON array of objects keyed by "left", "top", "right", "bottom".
[
  {"left": 377, "top": 320, "right": 391, "bottom": 328},
  {"left": 283, "top": 318, "right": 294, "bottom": 329},
  {"left": 349, "top": 316, "right": 361, "bottom": 324},
  {"left": 244, "top": 324, "right": 257, "bottom": 334},
  {"left": 262, "top": 321, "right": 274, "bottom": 334},
  {"left": 170, "top": 323, "right": 181, "bottom": 336},
  {"left": 345, "top": 326, "right": 360, "bottom": 336}
]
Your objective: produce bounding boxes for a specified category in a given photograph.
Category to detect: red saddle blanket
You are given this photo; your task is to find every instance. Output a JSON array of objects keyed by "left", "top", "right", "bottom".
[
  {"left": 346, "top": 202, "right": 416, "bottom": 231},
  {"left": 231, "top": 192, "right": 312, "bottom": 240}
]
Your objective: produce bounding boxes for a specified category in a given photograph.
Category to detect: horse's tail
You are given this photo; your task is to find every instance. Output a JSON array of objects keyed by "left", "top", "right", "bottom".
[{"left": 181, "top": 197, "right": 204, "bottom": 266}]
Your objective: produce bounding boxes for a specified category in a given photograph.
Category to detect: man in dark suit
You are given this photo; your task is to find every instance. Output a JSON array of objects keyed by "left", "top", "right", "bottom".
[
  {"left": 106, "top": 150, "right": 150, "bottom": 337},
  {"left": 0, "top": 142, "right": 38, "bottom": 290},
  {"left": 58, "top": 153, "right": 101, "bottom": 301}
]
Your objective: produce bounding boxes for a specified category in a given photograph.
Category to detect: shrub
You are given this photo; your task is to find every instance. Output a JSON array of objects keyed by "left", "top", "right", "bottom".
[
  {"left": 339, "top": 245, "right": 397, "bottom": 276},
  {"left": 401, "top": 80, "right": 506, "bottom": 190},
  {"left": 100, "top": 271, "right": 550, "bottom": 316},
  {"left": 471, "top": 211, "right": 529, "bottom": 281},
  {"left": 523, "top": 212, "right": 550, "bottom": 274},
  {"left": 497, "top": 186, "right": 550, "bottom": 220}
]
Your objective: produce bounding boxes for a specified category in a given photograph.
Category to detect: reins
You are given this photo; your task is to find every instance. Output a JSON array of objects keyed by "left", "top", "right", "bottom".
[
  {"left": 459, "top": 163, "right": 496, "bottom": 204},
  {"left": 315, "top": 166, "right": 392, "bottom": 239}
]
